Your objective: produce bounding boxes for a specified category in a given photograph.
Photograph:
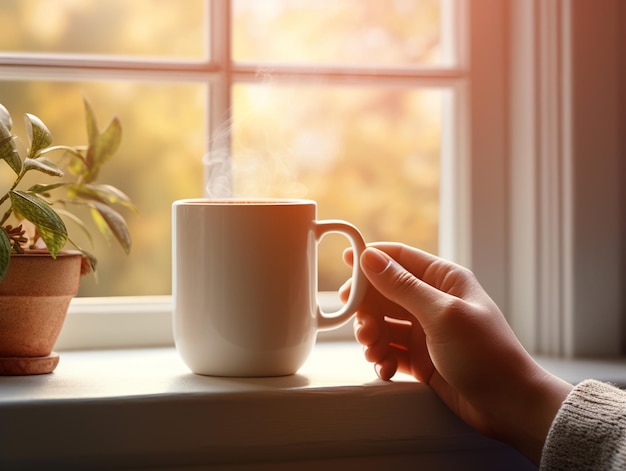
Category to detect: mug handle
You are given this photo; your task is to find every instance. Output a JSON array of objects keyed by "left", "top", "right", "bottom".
[{"left": 314, "top": 220, "right": 368, "bottom": 331}]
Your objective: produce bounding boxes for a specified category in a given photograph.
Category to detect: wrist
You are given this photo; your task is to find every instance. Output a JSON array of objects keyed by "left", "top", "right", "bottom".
[{"left": 502, "top": 367, "right": 573, "bottom": 465}]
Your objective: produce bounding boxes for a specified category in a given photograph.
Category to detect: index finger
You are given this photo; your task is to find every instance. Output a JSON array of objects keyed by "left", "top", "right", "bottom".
[{"left": 357, "top": 242, "right": 487, "bottom": 308}]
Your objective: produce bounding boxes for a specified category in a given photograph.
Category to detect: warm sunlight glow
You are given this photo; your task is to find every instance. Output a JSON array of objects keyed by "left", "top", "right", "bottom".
[{"left": 0, "top": 0, "right": 443, "bottom": 295}]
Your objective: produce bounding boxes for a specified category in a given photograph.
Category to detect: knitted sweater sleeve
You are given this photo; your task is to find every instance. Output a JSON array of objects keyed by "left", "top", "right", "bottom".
[{"left": 540, "top": 379, "right": 626, "bottom": 470}]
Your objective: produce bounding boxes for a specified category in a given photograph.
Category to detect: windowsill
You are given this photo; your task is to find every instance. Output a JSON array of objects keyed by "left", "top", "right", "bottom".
[
  {"left": 5, "top": 343, "right": 625, "bottom": 470},
  {"left": 0, "top": 341, "right": 541, "bottom": 470},
  {"left": 54, "top": 294, "right": 364, "bottom": 351}
]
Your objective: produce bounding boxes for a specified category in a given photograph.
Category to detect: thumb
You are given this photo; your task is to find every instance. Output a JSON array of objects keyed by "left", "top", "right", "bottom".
[{"left": 359, "top": 247, "right": 448, "bottom": 328}]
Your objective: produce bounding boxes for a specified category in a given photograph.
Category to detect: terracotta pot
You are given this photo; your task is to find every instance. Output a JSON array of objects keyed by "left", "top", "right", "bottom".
[{"left": 0, "top": 250, "right": 82, "bottom": 375}]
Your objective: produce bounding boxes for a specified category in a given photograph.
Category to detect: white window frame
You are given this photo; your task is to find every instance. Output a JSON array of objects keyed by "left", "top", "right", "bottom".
[
  {"left": 507, "top": 0, "right": 623, "bottom": 357},
  {"left": 5, "top": 0, "right": 621, "bottom": 356}
]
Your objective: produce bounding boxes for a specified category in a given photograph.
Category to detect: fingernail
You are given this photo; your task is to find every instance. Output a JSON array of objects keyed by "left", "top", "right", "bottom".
[
  {"left": 375, "top": 363, "right": 390, "bottom": 381},
  {"left": 361, "top": 248, "right": 390, "bottom": 274},
  {"left": 353, "top": 320, "right": 363, "bottom": 337},
  {"left": 338, "top": 279, "right": 351, "bottom": 302},
  {"left": 338, "top": 278, "right": 351, "bottom": 293},
  {"left": 343, "top": 247, "right": 354, "bottom": 261}
]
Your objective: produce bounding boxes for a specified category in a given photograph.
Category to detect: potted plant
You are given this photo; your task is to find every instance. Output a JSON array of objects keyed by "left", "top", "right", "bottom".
[{"left": 0, "top": 97, "right": 134, "bottom": 375}]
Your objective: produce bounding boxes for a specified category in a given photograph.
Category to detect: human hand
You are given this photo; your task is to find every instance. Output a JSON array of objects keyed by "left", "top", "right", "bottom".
[{"left": 340, "top": 243, "right": 573, "bottom": 464}]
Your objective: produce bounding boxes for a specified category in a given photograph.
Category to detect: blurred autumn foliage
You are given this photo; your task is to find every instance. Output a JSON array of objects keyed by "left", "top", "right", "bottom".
[{"left": 0, "top": 0, "right": 441, "bottom": 294}]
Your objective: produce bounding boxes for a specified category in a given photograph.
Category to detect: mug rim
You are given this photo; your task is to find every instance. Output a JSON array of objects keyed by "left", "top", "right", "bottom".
[{"left": 173, "top": 198, "right": 316, "bottom": 206}]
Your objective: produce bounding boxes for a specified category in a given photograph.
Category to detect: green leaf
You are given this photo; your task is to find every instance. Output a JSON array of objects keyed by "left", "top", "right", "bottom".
[
  {"left": 91, "top": 202, "right": 131, "bottom": 254},
  {"left": 25, "top": 113, "right": 53, "bottom": 158},
  {"left": 9, "top": 190, "right": 68, "bottom": 257},
  {"left": 28, "top": 182, "right": 67, "bottom": 196},
  {"left": 68, "top": 183, "right": 136, "bottom": 211},
  {"left": 65, "top": 236, "right": 97, "bottom": 276},
  {"left": 80, "top": 248, "right": 97, "bottom": 274},
  {"left": 0, "top": 228, "right": 11, "bottom": 281},
  {"left": 83, "top": 98, "right": 122, "bottom": 183},
  {"left": 0, "top": 103, "right": 13, "bottom": 131},
  {"left": 23, "top": 157, "right": 64, "bottom": 177},
  {"left": 55, "top": 208, "right": 95, "bottom": 248},
  {"left": 83, "top": 97, "right": 99, "bottom": 148},
  {"left": 65, "top": 146, "right": 88, "bottom": 176},
  {"left": 0, "top": 123, "right": 22, "bottom": 174}
]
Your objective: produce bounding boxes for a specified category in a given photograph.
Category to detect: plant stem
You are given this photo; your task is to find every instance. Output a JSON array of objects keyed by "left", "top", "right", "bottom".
[
  {"left": 0, "top": 166, "right": 27, "bottom": 224},
  {"left": 0, "top": 207, "right": 12, "bottom": 227}
]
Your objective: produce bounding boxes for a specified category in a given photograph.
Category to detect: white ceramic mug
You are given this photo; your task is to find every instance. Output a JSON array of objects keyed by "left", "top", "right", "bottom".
[{"left": 172, "top": 198, "right": 367, "bottom": 377}]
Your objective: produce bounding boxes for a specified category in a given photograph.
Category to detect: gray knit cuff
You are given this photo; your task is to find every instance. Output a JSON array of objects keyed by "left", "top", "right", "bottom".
[{"left": 540, "top": 379, "right": 626, "bottom": 470}]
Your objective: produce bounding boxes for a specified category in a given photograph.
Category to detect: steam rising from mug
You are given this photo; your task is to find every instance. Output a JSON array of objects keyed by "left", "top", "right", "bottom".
[
  {"left": 203, "top": 144, "right": 233, "bottom": 199},
  {"left": 203, "top": 102, "right": 308, "bottom": 199}
]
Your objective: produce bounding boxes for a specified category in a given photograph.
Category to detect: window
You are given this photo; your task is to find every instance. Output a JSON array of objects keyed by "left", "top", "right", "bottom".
[
  {"left": 0, "top": 0, "right": 492, "bottom": 348},
  {"left": 0, "top": 0, "right": 461, "bottom": 298},
  {"left": 6, "top": 1, "right": 620, "bottom": 356}
]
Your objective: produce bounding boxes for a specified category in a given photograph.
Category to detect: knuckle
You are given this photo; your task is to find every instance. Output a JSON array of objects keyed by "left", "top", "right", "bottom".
[
  {"left": 437, "top": 297, "right": 476, "bottom": 330},
  {"left": 389, "top": 268, "right": 421, "bottom": 297},
  {"left": 440, "top": 296, "right": 467, "bottom": 318}
]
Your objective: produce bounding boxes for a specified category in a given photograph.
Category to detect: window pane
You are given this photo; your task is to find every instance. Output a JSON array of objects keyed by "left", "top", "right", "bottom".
[
  {"left": 0, "top": 0, "right": 208, "bottom": 60},
  {"left": 229, "top": 83, "right": 441, "bottom": 290},
  {"left": 233, "top": 0, "right": 443, "bottom": 67},
  {"left": 0, "top": 81, "right": 207, "bottom": 296}
]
